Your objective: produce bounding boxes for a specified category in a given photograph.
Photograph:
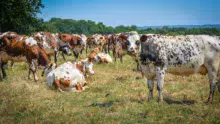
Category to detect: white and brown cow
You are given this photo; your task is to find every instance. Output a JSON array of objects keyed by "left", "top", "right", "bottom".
[
  {"left": 94, "top": 53, "right": 113, "bottom": 64},
  {"left": 43, "top": 58, "right": 94, "bottom": 92},
  {"left": 0, "top": 32, "right": 51, "bottom": 81},
  {"left": 140, "top": 34, "right": 220, "bottom": 103},
  {"left": 34, "top": 32, "right": 71, "bottom": 64},
  {"left": 58, "top": 33, "right": 85, "bottom": 60}
]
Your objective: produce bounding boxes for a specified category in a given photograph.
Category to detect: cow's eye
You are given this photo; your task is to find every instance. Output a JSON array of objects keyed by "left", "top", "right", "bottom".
[
  {"left": 126, "top": 40, "right": 130, "bottom": 46},
  {"left": 136, "top": 40, "right": 140, "bottom": 45}
]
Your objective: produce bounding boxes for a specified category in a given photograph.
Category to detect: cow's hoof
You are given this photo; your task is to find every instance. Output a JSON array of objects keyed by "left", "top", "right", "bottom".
[
  {"left": 206, "top": 100, "right": 213, "bottom": 104},
  {"left": 158, "top": 99, "right": 164, "bottom": 103}
]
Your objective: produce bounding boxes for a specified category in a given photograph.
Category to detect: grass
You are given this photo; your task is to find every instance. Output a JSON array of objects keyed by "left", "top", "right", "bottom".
[{"left": 0, "top": 51, "right": 220, "bottom": 124}]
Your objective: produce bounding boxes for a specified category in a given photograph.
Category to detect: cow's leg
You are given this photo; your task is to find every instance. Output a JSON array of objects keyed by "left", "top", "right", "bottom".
[
  {"left": 147, "top": 79, "right": 154, "bottom": 101},
  {"left": 1, "top": 62, "right": 7, "bottom": 78},
  {"left": 53, "top": 78, "right": 63, "bottom": 92},
  {"left": 86, "top": 46, "right": 88, "bottom": 56},
  {"left": 206, "top": 64, "right": 217, "bottom": 103},
  {"left": 54, "top": 51, "right": 58, "bottom": 65},
  {"left": 10, "top": 61, "right": 14, "bottom": 68},
  {"left": 156, "top": 67, "right": 166, "bottom": 102},
  {"left": 216, "top": 63, "right": 220, "bottom": 94},
  {"left": 136, "top": 59, "right": 141, "bottom": 71},
  {"left": 29, "top": 59, "right": 38, "bottom": 82},
  {"left": 62, "top": 52, "right": 66, "bottom": 61},
  {"left": 120, "top": 56, "right": 123, "bottom": 63},
  {"left": 28, "top": 68, "right": 31, "bottom": 79}
]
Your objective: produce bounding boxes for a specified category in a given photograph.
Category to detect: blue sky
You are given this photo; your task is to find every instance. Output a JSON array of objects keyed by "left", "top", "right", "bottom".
[{"left": 38, "top": 0, "right": 220, "bottom": 27}]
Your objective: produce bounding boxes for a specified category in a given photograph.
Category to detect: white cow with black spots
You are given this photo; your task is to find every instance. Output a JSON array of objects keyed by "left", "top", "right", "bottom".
[{"left": 139, "top": 34, "right": 220, "bottom": 103}]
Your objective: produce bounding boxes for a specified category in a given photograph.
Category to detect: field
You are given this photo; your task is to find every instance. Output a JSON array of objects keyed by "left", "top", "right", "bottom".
[{"left": 0, "top": 52, "right": 220, "bottom": 124}]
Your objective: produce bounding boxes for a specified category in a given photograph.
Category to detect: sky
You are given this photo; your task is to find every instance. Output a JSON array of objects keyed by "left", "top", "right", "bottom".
[{"left": 38, "top": 0, "right": 220, "bottom": 27}]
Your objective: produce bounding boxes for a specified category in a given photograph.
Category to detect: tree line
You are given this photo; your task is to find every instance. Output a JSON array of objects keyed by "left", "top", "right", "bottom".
[{"left": 1, "top": 0, "right": 220, "bottom": 36}]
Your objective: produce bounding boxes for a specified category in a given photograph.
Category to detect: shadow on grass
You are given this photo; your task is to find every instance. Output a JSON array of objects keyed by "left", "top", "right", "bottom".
[
  {"left": 164, "top": 97, "right": 195, "bottom": 105},
  {"left": 130, "top": 98, "right": 146, "bottom": 104},
  {"left": 90, "top": 100, "right": 118, "bottom": 108}
]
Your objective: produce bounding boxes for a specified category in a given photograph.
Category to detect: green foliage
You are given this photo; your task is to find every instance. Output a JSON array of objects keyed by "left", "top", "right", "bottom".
[
  {"left": 0, "top": 0, "right": 44, "bottom": 34},
  {"left": 42, "top": 18, "right": 220, "bottom": 36}
]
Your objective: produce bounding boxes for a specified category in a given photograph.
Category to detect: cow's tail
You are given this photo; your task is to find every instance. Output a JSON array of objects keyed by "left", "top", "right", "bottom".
[{"left": 216, "top": 61, "right": 220, "bottom": 93}]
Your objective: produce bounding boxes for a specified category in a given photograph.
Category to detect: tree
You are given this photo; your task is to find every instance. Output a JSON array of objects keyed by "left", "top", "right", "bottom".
[{"left": 0, "top": 0, "right": 44, "bottom": 34}]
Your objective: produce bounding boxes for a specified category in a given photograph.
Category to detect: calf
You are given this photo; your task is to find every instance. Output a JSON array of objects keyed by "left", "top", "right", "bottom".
[
  {"left": 0, "top": 32, "right": 51, "bottom": 81},
  {"left": 140, "top": 34, "right": 220, "bottom": 103}
]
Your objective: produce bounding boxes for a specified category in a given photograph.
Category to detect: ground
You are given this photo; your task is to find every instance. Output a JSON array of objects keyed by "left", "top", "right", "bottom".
[{"left": 0, "top": 51, "right": 220, "bottom": 124}]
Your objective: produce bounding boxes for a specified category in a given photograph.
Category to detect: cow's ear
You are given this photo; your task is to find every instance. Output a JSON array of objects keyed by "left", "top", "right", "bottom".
[{"left": 140, "top": 35, "right": 148, "bottom": 42}]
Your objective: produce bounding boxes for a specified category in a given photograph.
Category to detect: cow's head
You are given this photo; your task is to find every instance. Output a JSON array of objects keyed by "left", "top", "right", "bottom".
[
  {"left": 88, "top": 48, "right": 101, "bottom": 60},
  {"left": 34, "top": 32, "right": 45, "bottom": 43},
  {"left": 126, "top": 31, "right": 140, "bottom": 56},
  {"left": 41, "top": 62, "right": 57, "bottom": 76},
  {"left": 0, "top": 32, "right": 18, "bottom": 48},
  {"left": 80, "top": 58, "right": 95, "bottom": 75},
  {"left": 54, "top": 33, "right": 71, "bottom": 55}
]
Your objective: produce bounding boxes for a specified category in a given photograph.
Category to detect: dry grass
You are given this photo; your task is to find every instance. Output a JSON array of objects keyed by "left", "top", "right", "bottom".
[{"left": 0, "top": 52, "right": 220, "bottom": 124}]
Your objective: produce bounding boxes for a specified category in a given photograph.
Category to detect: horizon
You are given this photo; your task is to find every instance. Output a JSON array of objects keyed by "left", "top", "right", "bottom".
[{"left": 38, "top": 0, "right": 220, "bottom": 27}]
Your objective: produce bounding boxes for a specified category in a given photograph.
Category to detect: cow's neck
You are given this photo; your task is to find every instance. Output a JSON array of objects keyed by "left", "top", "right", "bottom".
[{"left": 75, "top": 62, "right": 84, "bottom": 73}]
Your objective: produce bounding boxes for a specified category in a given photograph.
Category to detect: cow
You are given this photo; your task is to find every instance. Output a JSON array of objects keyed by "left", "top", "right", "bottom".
[
  {"left": 0, "top": 32, "right": 51, "bottom": 81},
  {"left": 139, "top": 34, "right": 220, "bottom": 103},
  {"left": 33, "top": 32, "right": 71, "bottom": 64},
  {"left": 112, "top": 33, "right": 129, "bottom": 63},
  {"left": 43, "top": 58, "right": 94, "bottom": 92},
  {"left": 125, "top": 31, "right": 141, "bottom": 71},
  {"left": 94, "top": 53, "right": 113, "bottom": 63},
  {"left": 103, "top": 34, "right": 113, "bottom": 54},
  {"left": 58, "top": 33, "right": 84, "bottom": 60},
  {"left": 91, "top": 34, "right": 106, "bottom": 52}
]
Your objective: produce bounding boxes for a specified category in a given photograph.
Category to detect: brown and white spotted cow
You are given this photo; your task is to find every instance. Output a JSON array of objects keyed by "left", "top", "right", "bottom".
[
  {"left": 34, "top": 32, "right": 71, "bottom": 64},
  {"left": 140, "top": 34, "right": 220, "bottom": 103},
  {"left": 94, "top": 53, "right": 113, "bottom": 63},
  {"left": 112, "top": 33, "right": 129, "bottom": 63},
  {"left": 91, "top": 34, "right": 106, "bottom": 51},
  {"left": 0, "top": 32, "right": 51, "bottom": 81},
  {"left": 58, "top": 33, "right": 85, "bottom": 60},
  {"left": 43, "top": 58, "right": 94, "bottom": 92}
]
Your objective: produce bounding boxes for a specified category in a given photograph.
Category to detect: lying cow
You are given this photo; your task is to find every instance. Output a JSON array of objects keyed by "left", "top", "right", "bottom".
[
  {"left": 43, "top": 58, "right": 94, "bottom": 92},
  {"left": 94, "top": 53, "right": 113, "bottom": 63},
  {"left": 140, "top": 34, "right": 220, "bottom": 103},
  {"left": 0, "top": 32, "right": 51, "bottom": 81}
]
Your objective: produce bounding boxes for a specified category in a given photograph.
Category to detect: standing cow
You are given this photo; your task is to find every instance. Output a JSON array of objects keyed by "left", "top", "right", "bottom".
[
  {"left": 34, "top": 32, "right": 71, "bottom": 64},
  {"left": 58, "top": 33, "right": 85, "bottom": 60},
  {"left": 139, "top": 34, "right": 220, "bottom": 103},
  {"left": 0, "top": 32, "right": 51, "bottom": 81}
]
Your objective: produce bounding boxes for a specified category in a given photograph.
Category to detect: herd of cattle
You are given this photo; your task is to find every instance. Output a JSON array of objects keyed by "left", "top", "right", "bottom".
[{"left": 0, "top": 31, "right": 220, "bottom": 103}]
